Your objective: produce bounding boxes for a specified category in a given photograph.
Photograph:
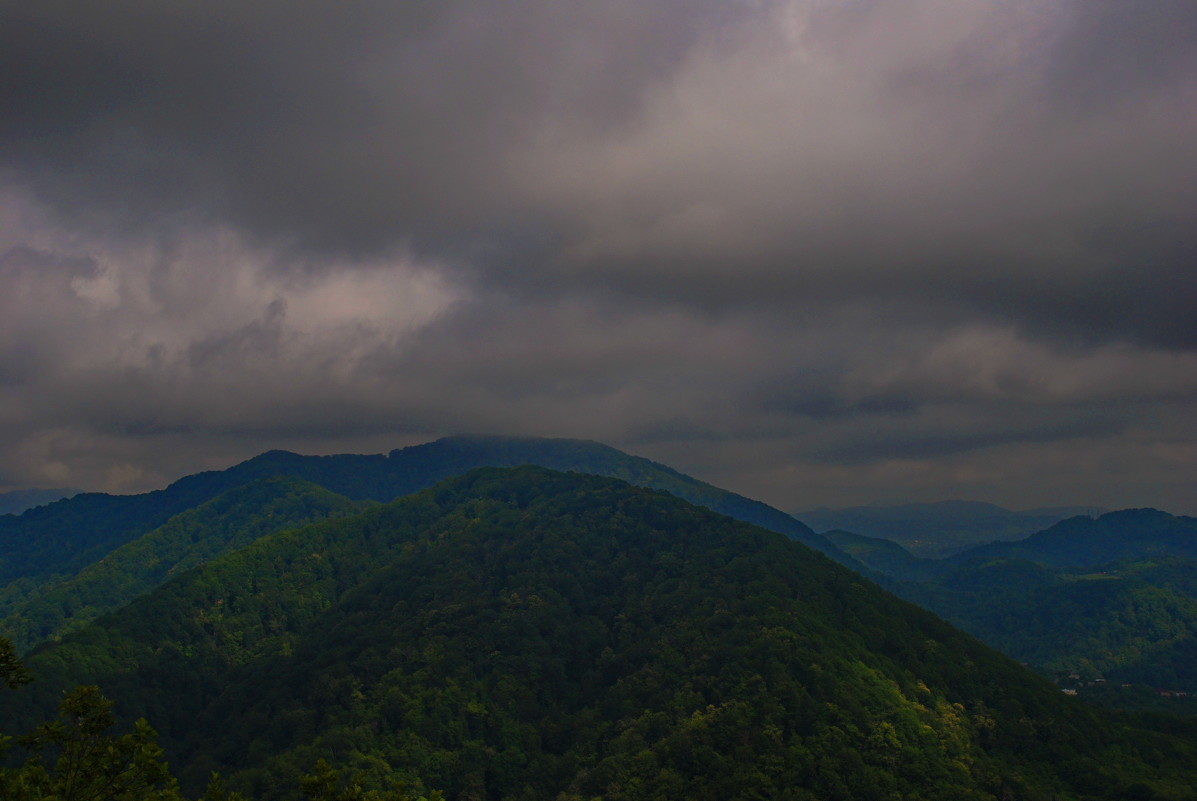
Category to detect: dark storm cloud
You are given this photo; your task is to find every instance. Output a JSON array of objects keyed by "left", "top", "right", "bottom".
[
  {"left": 4, "top": 0, "right": 1193, "bottom": 345},
  {"left": 804, "top": 407, "right": 1129, "bottom": 465},
  {"left": 1, "top": 0, "right": 736, "bottom": 250},
  {"left": 511, "top": 0, "right": 1197, "bottom": 347},
  {"left": 0, "top": 0, "right": 1194, "bottom": 513}
]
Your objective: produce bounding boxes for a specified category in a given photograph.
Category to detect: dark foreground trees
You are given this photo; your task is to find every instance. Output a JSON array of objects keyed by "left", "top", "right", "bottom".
[
  {"left": 1, "top": 637, "right": 439, "bottom": 801},
  {"left": 4, "top": 637, "right": 181, "bottom": 800},
  {"left": 2, "top": 684, "right": 179, "bottom": 800}
]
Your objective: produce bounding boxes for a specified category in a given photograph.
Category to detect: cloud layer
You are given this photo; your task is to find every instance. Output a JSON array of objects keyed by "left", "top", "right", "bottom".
[{"left": 2, "top": 0, "right": 1195, "bottom": 513}]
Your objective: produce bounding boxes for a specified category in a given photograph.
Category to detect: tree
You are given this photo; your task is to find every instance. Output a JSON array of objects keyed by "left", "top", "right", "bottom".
[
  {"left": 6, "top": 684, "right": 181, "bottom": 801},
  {"left": 1, "top": 636, "right": 31, "bottom": 689},
  {"left": 300, "top": 759, "right": 443, "bottom": 801},
  {"left": 2, "top": 637, "right": 180, "bottom": 800},
  {"left": 2, "top": 637, "right": 440, "bottom": 801}
]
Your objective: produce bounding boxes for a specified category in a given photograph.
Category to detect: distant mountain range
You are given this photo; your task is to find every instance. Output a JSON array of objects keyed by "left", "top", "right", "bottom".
[
  {"left": 0, "top": 487, "right": 78, "bottom": 516},
  {"left": 0, "top": 436, "right": 856, "bottom": 654},
  {"left": 795, "top": 500, "right": 1108, "bottom": 557},
  {"left": 944, "top": 508, "right": 1197, "bottom": 568},
  {"left": 830, "top": 508, "right": 1197, "bottom": 707},
  {"left": 7, "top": 465, "right": 1196, "bottom": 799},
  {"left": 4, "top": 436, "right": 1197, "bottom": 798}
]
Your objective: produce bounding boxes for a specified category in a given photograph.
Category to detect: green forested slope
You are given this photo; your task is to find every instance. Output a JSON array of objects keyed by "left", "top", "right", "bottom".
[
  {"left": 168, "top": 435, "right": 844, "bottom": 560},
  {"left": 837, "top": 510, "right": 1197, "bottom": 704},
  {"left": 0, "top": 437, "right": 854, "bottom": 648},
  {"left": 10, "top": 468, "right": 1197, "bottom": 800},
  {"left": 824, "top": 530, "right": 940, "bottom": 582},
  {"left": 0, "top": 477, "right": 365, "bottom": 653},
  {"left": 902, "top": 557, "right": 1197, "bottom": 692}
]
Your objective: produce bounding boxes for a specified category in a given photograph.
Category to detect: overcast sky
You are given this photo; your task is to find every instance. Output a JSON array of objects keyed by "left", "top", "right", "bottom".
[{"left": 2, "top": 0, "right": 1195, "bottom": 515}]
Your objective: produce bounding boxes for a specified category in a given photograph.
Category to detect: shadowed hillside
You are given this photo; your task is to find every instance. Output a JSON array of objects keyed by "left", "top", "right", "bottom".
[{"left": 10, "top": 468, "right": 1197, "bottom": 800}]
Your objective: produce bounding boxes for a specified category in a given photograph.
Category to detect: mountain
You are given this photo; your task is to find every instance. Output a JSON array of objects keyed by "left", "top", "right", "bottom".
[
  {"left": 945, "top": 509, "right": 1197, "bottom": 569},
  {"left": 0, "top": 476, "right": 366, "bottom": 653},
  {"left": 10, "top": 466, "right": 1197, "bottom": 800},
  {"left": 0, "top": 488, "right": 79, "bottom": 516},
  {"left": 823, "top": 530, "right": 939, "bottom": 582},
  {"left": 896, "top": 555, "right": 1197, "bottom": 709},
  {"left": 834, "top": 510, "right": 1197, "bottom": 706},
  {"left": 795, "top": 501, "right": 1103, "bottom": 557},
  {"left": 0, "top": 437, "right": 843, "bottom": 584},
  {"left": 1, "top": 436, "right": 857, "bottom": 654}
]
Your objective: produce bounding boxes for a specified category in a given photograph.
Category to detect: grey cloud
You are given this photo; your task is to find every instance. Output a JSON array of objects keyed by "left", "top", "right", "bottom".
[
  {"left": 752, "top": 385, "right": 920, "bottom": 422},
  {"left": 1043, "top": 0, "right": 1197, "bottom": 109},
  {"left": 510, "top": 0, "right": 1196, "bottom": 346},
  {"left": 4, "top": 0, "right": 1194, "bottom": 348},
  {"left": 0, "top": 246, "right": 106, "bottom": 384},
  {"left": 1, "top": 0, "right": 733, "bottom": 251},
  {"left": 802, "top": 406, "right": 1130, "bottom": 465},
  {"left": 0, "top": 0, "right": 1194, "bottom": 514},
  {"left": 1, "top": 267, "right": 1193, "bottom": 510}
]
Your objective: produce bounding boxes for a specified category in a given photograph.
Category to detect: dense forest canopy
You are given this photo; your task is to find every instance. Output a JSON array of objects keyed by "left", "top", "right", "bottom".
[
  {"left": 0, "top": 436, "right": 857, "bottom": 658},
  {"left": 832, "top": 509, "right": 1197, "bottom": 711},
  {"left": 4, "top": 467, "right": 1197, "bottom": 799}
]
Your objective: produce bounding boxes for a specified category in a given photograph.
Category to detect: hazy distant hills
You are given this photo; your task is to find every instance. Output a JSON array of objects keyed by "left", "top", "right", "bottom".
[
  {"left": 829, "top": 508, "right": 1197, "bottom": 579},
  {"left": 824, "top": 529, "right": 939, "bottom": 582},
  {"left": 0, "top": 436, "right": 856, "bottom": 654},
  {"left": 834, "top": 509, "right": 1197, "bottom": 705},
  {"left": 796, "top": 500, "right": 1106, "bottom": 557},
  {"left": 0, "top": 487, "right": 79, "bottom": 516},
  {"left": 945, "top": 508, "right": 1197, "bottom": 568},
  {"left": 11, "top": 467, "right": 1196, "bottom": 800}
]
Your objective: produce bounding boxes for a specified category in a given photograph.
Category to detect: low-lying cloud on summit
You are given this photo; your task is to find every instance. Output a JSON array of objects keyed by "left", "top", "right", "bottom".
[{"left": 2, "top": 0, "right": 1194, "bottom": 513}]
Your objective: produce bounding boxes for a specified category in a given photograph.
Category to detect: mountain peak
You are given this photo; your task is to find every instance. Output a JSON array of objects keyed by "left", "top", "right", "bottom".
[{"left": 18, "top": 465, "right": 1189, "bottom": 800}]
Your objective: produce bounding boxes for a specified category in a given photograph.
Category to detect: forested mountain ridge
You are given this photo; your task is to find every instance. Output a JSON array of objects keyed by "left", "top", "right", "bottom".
[
  {"left": 902, "top": 555, "right": 1197, "bottom": 693},
  {"left": 8, "top": 467, "right": 1197, "bottom": 800},
  {"left": 944, "top": 508, "right": 1197, "bottom": 569},
  {"left": 824, "top": 530, "right": 941, "bottom": 582},
  {"left": 0, "top": 437, "right": 856, "bottom": 650},
  {"left": 166, "top": 435, "right": 842, "bottom": 559},
  {"left": 0, "top": 477, "right": 366, "bottom": 653},
  {"left": 839, "top": 508, "right": 1197, "bottom": 582},
  {"left": 834, "top": 509, "right": 1197, "bottom": 705},
  {"left": 796, "top": 500, "right": 1105, "bottom": 557}
]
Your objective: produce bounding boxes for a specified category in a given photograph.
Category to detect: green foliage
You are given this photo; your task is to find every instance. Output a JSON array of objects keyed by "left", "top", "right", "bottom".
[
  {"left": 890, "top": 554, "right": 1197, "bottom": 699},
  {"left": 2, "top": 637, "right": 442, "bottom": 801},
  {"left": 11, "top": 468, "right": 1197, "bottom": 800},
  {"left": 0, "top": 436, "right": 858, "bottom": 655},
  {"left": 7, "top": 684, "right": 181, "bottom": 801},
  {"left": 845, "top": 509, "right": 1197, "bottom": 708},
  {"left": 1, "top": 635, "right": 31, "bottom": 689},
  {"left": 299, "top": 759, "right": 442, "bottom": 801},
  {"left": 0, "top": 647, "right": 183, "bottom": 801},
  {"left": 1, "top": 477, "right": 364, "bottom": 653},
  {"left": 198, "top": 772, "right": 248, "bottom": 801}
]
